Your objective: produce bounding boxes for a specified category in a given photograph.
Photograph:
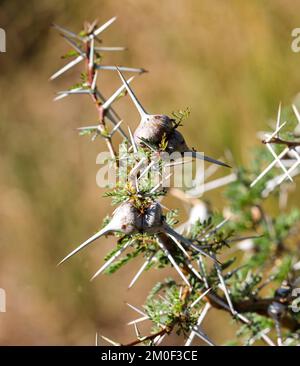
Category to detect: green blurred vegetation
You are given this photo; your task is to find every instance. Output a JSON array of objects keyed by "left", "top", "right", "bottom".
[{"left": 0, "top": 0, "right": 300, "bottom": 345}]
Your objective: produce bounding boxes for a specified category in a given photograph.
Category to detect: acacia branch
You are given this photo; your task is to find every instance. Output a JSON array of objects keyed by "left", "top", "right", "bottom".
[
  {"left": 84, "top": 34, "right": 118, "bottom": 163},
  {"left": 263, "top": 136, "right": 300, "bottom": 149}
]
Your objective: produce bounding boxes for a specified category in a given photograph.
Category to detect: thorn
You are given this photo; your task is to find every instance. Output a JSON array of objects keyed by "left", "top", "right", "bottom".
[
  {"left": 167, "top": 233, "right": 203, "bottom": 281},
  {"left": 50, "top": 55, "right": 84, "bottom": 80},
  {"left": 164, "top": 225, "right": 217, "bottom": 263},
  {"left": 89, "top": 37, "right": 95, "bottom": 69},
  {"left": 61, "top": 34, "right": 84, "bottom": 55},
  {"left": 91, "top": 70, "right": 98, "bottom": 90},
  {"left": 215, "top": 261, "right": 235, "bottom": 315},
  {"left": 250, "top": 147, "right": 290, "bottom": 187},
  {"left": 188, "top": 151, "right": 231, "bottom": 168},
  {"left": 56, "top": 89, "right": 91, "bottom": 96},
  {"left": 127, "top": 316, "right": 149, "bottom": 325},
  {"left": 100, "top": 334, "right": 120, "bottom": 346},
  {"left": 96, "top": 89, "right": 128, "bottom": 139},
  {"left": 58, "top": 225, "right": 112, "bottom": 266},
  {"left": 293, "top": 104, "right": 300, "bottom": 125},
  {"left": 185, "top": 303, "right": 211, "bottom": 346},
  {"left": 265, "top": 121, "right": 287, "bottom": 143},
  {"left": 128, "top": 126, "right": 138, "bottom": 153},
  {"left": 265, "top": 143, "right": 293, "bottom": 182},
  {"left": 204, "top": 217, "right": 230, "bottom": 239},
  {"left": 102, "top": 76, "right": 135, "bottom": 110},
  {"left": 156, "top": 235, "right": 191, "bottom": 288},
  {"left": 277, "top": 149, "right": 300, "bottom": 185},
  {"left": 134, "top": 323, "right": 141, "bottom": 338},
  {"left": 92, "top": 16, "right": 117, "bottom": 37},
  {"left": 94, "top": 46, "right": 126, "bottom": 52},
  {"left": 190, "top": 288, "right": 212, "bottom": 308},
  {"left": 276, "top": 102, "right": 282, "bottom": 132},
  {"left": 150, "top": 173, "right": 172, "bottom": 193},
  {"left": 193, "top": 327, "right": 215, "bottom": 346},
  {"left": 97, "top": 65, "right": 145, "bottom": 73},
  {"left": 52, "top": 23, "right": 82, "bottom": 40},
  {"left": 77, "top": 125, "right": 99, "bottom": 131},
  {"left": 90, "top": 240, "right": 132, "bottom": 281},
  {"left": 110, "top": 120, "right": 124, "bottom": 137},
  {"left": 116, "top": 67, "right": 148, "bottom": 118},
  {"left": 126, "top": 303, "right": 147, "bottom": 317}
]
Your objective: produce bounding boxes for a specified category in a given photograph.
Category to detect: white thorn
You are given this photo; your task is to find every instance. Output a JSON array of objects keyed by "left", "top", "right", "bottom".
[
  {"left": 100, "top": 334, "right": 120, "bottom": 346},
  {"left": 92, "top": 17, "right": 117, "bottom": 37},
  {"left": 156, "top": 235, "right": 191, "bottom": 288},
  {"left": 56, "top": 89, "right": 91, "bottom": 96},
  {"left": 204, "top": 217, "right": 230, "bottom": 240},
  {"left": 127, "top": 316, "right": 149, "bottom": 325},
  {"left": 91, "top": 70, "right": 98, "bottom": 90},
  {"left": 217, "top": 267, "right": 235, "bottom": 315},
  {"left": 61, "top": 34, "right": 84, "bottom": 55},
  {"left": 90, "top": 240, "right": 132, "bottom": 280},
  {"left": 293, "top": 104, "right": 300, "bottom": 125},
  {"left": 50, "top": 55, "right": 84, "bottom": 80},
  {"left": 52, "top": 23, "right": 82, "bottom": 40},
  {"left": 265, "top": 143, "right": 293, "bottom": 182},
  {"left": 193, "top": 327, "right": 215, "bottom": 346},
  {"left": 133, "top": 323, "right": 141, "bottom": 338},
  {"left": 185, "top": 303, "right": 211, "bottom": 346},
  {"left": 190, "top": 288, "right": 212, "bottom": 308},
  {"left": 110, "top": 120, "right": 124, "bottom": 137},
  {"left": 128, "top": 126, "right": 138, "bottom": 153},
  {"left": 102, "top": 76, "right": 135, "bottom": 110},
  {"left": 154, "top": 333, "right": 167, "bottom": 346},
  {"left": 276, "top": 102, "right": 282, "bottom": 132},
  {"left": 250, "top": 147, "right": 290, "bottom": 187},
  {"left": 77, "top": 125, "right": 99, "bottom": 131},
  {"left": 166, "top": 233, "right": 203, "bottom": 281},
  {"left": 89, "top": 37, "right": 95, "bottom": 69},
  {"left": 117, "top": 67, "right": 148, "bottom": 118},
  {"left": 126, "top": 303, "right": 147, "bottom": 317},
  {"left": 58, "top": 224, "right": 113, "bottom": 265},
  {"left": 138, "top": 160, "right": 157, "bottom": 181},
  {"left": 97, "top": 65, "right": 144, "bottom": 73},
  {"left": 164, "top": 224, "right": 216, "bottom": 262},
  {"left": 96, "top": 89, "right": 128, "bottom": 139},
  {"left": 128, "top": 254, "right": 154, "bottom": 288},
  {"left": 94, "top": 46, "right": 126, "bottom": 52},
  {"left": 265, "top": 121, "right": 287, "bottom": 142},
  {"left": 277, "top": 149, "right": 300, "bottom": 185},
  {"left": 150, "top": 173, "right": 172, "bottom": 193}
]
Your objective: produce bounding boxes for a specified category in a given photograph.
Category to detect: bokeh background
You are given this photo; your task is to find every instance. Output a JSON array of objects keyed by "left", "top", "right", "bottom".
[{"left": 1, "top": 0, "right": 300, "bottom": 345}]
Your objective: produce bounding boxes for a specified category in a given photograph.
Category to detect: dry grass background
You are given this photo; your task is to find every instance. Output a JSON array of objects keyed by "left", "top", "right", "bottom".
[{"left": 0, "top": 0, "right": 300, "bottom": 345}]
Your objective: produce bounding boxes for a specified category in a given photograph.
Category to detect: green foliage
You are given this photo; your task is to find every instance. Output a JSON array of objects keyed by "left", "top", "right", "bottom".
[{"left": 53, "top": 20, "right": 300, "bottom": 346}]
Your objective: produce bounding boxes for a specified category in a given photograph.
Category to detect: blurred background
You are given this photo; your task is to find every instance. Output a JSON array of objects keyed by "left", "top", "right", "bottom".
[{"left": 1, "top": 0, "right": 300, "bottom": 345}]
